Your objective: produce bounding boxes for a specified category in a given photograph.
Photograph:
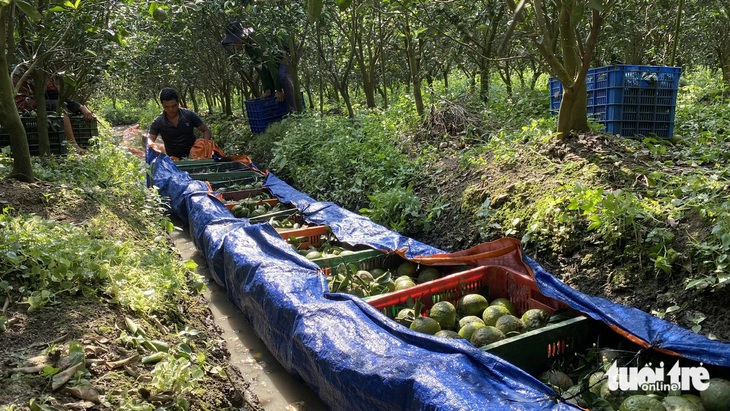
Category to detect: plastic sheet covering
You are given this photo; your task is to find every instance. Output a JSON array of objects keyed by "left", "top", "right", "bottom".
[
  {"left": 151, "top": 156, "right": 209, "bottom": 223},
  {"left": 221, "top": 223, "right": 573, "bottom": 411},
  {"left": 260, "top": 171, "right": 730, "bottom": 367},
  {"left": 185, "top": 191, "right": 241, "bottom": 247},
  {"left": 263, "top": 172, "right": 318, "bottom": 207},
  {"left": 185, "top": 191, "right": 248, "bottom": 287},
  {"left": 264, "top": 173, "right": 444, "bottom": 258},
  {"left": 525, "top": 256, "right": 730, "bottom": 368}
]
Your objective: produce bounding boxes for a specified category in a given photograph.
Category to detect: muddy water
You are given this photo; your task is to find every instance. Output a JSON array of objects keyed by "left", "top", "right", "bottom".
[{"left": 170, "top": 222, "right": 329, "bottom": 411}]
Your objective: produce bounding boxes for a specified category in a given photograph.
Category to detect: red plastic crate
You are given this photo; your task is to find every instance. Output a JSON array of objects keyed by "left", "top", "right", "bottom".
[
  {"left": 278, "top": 225, "right": 336, "bottom": 250},
  {"left": 368, "top": 265, "right": 569, "bottom": 319}
]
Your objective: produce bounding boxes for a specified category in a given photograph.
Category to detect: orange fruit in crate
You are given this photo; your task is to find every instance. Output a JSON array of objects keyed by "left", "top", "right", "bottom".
[
  {"left": 429, "top": 301, "right": 456, "bottom": 330},
  {"left": 397, "top": 261, "right": 418, "bottom": 277},
  {"left": 618, "top": 395, "right": 665, "bottom": 411},
  {"left": 458, "top": 294, "right": 489, "bottom": 317},
  {"left": 700, "top": 378, "right": 730, "bottom": 411},
  {"left": 588, "top": 371, "right": 607, "bottom": 396},
  {"left": 469, "top": 326, "right": 505, "bottom": 348},
  {"left": 521, "top": 308, "right": 550, "bottom": 331},
  {"left": 410, "top": 316, "right": 441, "bottom": 335},
  {"left": 561, "top": 385, "right": 588, "bottom": 408},
  {"left": 395, "top": 308, "right": 415, "bottom": 327},
  {"left": 434, "top": 330, "right": 463, "bottom": 339},
  {"left": 458, "top": 316, "right": 485, "bottom": 329},
  {"left": 482, "top": 305, "right": 510, "bottom": 327},
  {"left": 680, "top": 394, "right": 704, "bottom": 409},
  {"left": 370, "top": 268, "right": 386, "bottom": 278},
  {"left": 417, "top": 267, "right": 441, "bottom": 284},
  {"left": 393, "top": 280, "right": 416, "bottom": 291},
  {"left": 489, "top": 298, "right": 517, "bottom": 315},
  {"left": 494, "top": 314, "right": 525, "bottom": 336},
  {"left": 662, "top": 396, "right": 702, "bottom": 411},
  {"left": 541, "top": 370, "right": 574, "bottom": 392},
  {"left": 601, "top": 381, "right": 633, "bottom": 409},
  {"left": 457, "top": 321, "right": 485, "bottom": 341}
]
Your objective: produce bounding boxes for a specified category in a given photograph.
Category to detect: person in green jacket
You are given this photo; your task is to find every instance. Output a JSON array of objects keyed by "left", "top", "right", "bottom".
[{"left": 222, "top": 21, "right": 296, "bottom": 113}]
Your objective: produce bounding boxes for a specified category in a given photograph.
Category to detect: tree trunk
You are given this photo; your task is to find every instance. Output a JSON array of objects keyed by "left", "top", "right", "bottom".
[
  {"left": 31, "top": 69, "right": 51, "bottom": 157},
  {"left": 362, "top": 73, "right": 376, "bottom": 108},
  {"left": 189, "top": 87, "right": 200, "bottom": 113},
  {"left": 339, "top": 82, "right": 354, "bottom": 118},
  {"left": 555, "top": 1, "right": 592, "bottom": 138},
  {"left": 0, "top": 5, "right": 33, "bottom": 180},
  {"left": 719, "top": 42, "right": 730, "bottom": 98},
  {"left": 0, "top": 78, "right": 33, "bottom": 181},
  {"left": 557, "top": 81, "right": 588, "bottom": 138},
  {"left": 479, "top": 63, "right": 491, "bottom": 102},
  {"left": 669, "top": 0, "right": 685, "bottom": 66},
  {"left": 403, "top": 18, "right": 423, "bottom": 116}
]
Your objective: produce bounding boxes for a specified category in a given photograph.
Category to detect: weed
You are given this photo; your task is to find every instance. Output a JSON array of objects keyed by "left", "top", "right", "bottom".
[{"left": 360, "top": 185, "right": 428, "bottom": 235}]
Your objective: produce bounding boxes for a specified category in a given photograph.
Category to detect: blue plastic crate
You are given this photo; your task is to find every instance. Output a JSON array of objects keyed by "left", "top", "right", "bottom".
[
  {"left": 548, "top": 65, "right": 681, "bottom": 138},
  {"left": 244, "top": 97, "right": 286, "bottom": 134}
]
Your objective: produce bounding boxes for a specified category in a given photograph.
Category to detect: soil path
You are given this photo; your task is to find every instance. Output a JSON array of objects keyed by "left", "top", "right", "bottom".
[{"left": 170, "top": 217, "right": 329, "bottom": 411}]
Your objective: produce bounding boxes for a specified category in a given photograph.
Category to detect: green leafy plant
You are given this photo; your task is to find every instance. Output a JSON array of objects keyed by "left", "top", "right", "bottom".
[
  {"left": 359, "top": 185, "right": 428, "bottom": 235},
  {"left": 149, "top": 357, "right": 205, "bottom": 402},
  {"left": 267, "top": 112, "right": 424, "bottom": 211},
  {"left": 688, "top": 312, "right": 706, "bottom": 334},
  {"left": 651, "top": 304, "right": 682, "bottom": 319}
]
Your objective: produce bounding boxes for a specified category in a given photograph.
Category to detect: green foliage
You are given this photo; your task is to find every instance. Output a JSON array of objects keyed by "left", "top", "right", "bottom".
[
  {"left": 359, "top": 185, "right": 428, "bottom": 235},
  {"left": 149, "top": 357, "right": 205, "bottom": 406},
  {"left": 268, "top": 112, "right": 424, "bottom": 210},
  {"left": 96, "top": 98, "right": 159, "bottom": 126},
  {"left": 0, "top": 211, "right": 109, "bottom": 311},
  {"left": 566, "top": 184, "right": 646, "bottom": 248},
  {"left": 203, "top": 114, "right": 251, "bottom": 156},
  {"left": 0, "top": 139, "right": 196, "bottom": 315}
]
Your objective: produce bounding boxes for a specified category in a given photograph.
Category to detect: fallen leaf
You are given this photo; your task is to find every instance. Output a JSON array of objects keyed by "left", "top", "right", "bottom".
[
  {"left": 83, "top": 345, "right": 103, "bottom": 357},
  {"left": 52, "top": 362, "right": 84, "bottom": 391},
  {"left": 13, "top": 355, "right": 55, "bottom": 373},
  {"left": 105, "top": 354, "right": 139, "bottom": 370},
  {"left": 65, "top": 385, "right": 100, "bottom": 402},
  {"left": 62, "top": 401, "right": 95, "bottom": 410}
]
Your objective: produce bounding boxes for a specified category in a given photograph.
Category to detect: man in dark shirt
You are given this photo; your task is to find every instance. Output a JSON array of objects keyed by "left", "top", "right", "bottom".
[
  {"left": 222, "top": 21, "right": 296, "bottom": 113},
  {"left": 147, "top": 88, "right": 212, "bottom": 159}
]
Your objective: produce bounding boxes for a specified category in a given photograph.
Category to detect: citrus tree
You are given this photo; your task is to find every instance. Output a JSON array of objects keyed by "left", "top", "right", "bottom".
[
  {"left": 506, "top": 0, "right": 614, "bottom": 139},
  {"left": 429, "top": 0, "right": 509, "bottom": 103},
  {"left": 1, "top": 0, "right": 120, "bottom": 181}
]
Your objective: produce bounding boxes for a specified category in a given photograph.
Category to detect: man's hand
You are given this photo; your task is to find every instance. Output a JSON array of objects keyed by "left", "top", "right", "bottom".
[
  {"left": 263, "top": 89, "right": 272, "bottom": 98},
  {"left": 275, "top": 90, "right": 285, "bottom": 103},
  {"left": 80, "top": 105, "right": 95, "bottom": 121}
]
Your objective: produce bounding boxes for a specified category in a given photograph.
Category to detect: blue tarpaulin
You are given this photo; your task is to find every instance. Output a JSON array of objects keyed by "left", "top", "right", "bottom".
[{"left": 148, "top": 154, "right": 730, "bottom": 410}]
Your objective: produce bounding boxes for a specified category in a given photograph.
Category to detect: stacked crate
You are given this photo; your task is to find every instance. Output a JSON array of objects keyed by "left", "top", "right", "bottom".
[
  {"left": 0, "top": 116, "right": 66, "bottom": 155},
  {"left": 550, "top": 65, "right": 682, "bottom": 138},
  {"left": 69, "top": 117, "right": 99, "bottom": 148}
]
